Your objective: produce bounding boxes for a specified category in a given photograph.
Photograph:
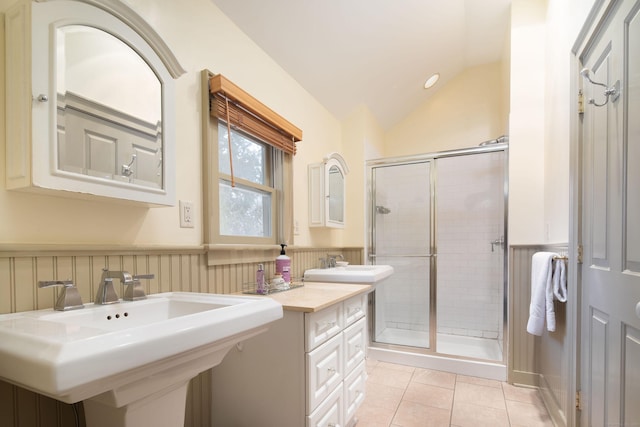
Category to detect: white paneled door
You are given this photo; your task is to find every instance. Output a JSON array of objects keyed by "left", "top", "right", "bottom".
[{"left": 580, "top": 0, "right": 640, "bottom": 425}]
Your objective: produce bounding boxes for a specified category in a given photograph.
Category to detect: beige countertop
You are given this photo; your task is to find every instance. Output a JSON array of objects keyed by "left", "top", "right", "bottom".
[{"left": 266, "top": 282, "right": 373, "bottom": 312}]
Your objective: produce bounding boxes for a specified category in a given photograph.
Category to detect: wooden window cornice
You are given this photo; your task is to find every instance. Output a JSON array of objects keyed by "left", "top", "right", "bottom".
[{"left": 209, "top": 74, "right": 302, "bottom": 155}]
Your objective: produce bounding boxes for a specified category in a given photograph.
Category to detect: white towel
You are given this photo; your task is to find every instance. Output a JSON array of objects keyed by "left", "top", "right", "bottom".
[
  {"left": 553, "top": 258, "right": 567, "bottom": 302},
  {"left": 526, "top": 252, "right": 557, "bottom": 336}
]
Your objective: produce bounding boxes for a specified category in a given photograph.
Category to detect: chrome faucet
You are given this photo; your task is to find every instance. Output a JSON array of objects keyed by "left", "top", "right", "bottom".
[
  {"left": 38, "top": 280, "right": 84, "bottom": 311},
  {"left": 326, "top": 254, "right": 344, "bottom": 268},
  {"left": 123, "top": 274, "right": 154, "bottom": 301},
  {"left": 95, "top": 269, "right": 133, "bottom": 304}
]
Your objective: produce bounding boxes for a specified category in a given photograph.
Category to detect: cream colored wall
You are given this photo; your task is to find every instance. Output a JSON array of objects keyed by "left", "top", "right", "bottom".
[
  {"left": 501, "top": 16, "right": 512, "bottom": 135},
  {"left": 0, "top": 0, "right": 347, "bottom": 248},
  {"left": 508, "top": 0, "right": 547, "bottom": 245},
  {"left": 540, "top": 0, "right": 597, "bottom": 246},
  {"left": 543, "top": 0, "right": 572, "bottom": 244},
  {"left": 509, "top": 0, "right": 588, "bottom": 246},
  {"left": 362, "top": 107, "right": 386, "bottom": 161},
  {"left": 385, "top": 61, "right": 508, "bottom": 156},
  {"left": 341, "top": 105, "right": 385, "bottom": 247}
]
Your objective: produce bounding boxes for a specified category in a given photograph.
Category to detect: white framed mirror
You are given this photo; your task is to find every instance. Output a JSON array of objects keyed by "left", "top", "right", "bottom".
[
  {"left": 308, "top": 153, "right": 349, "bottom": 228},
  {"left": 5, "top": 0, "right": 185, "bottom": 205}
]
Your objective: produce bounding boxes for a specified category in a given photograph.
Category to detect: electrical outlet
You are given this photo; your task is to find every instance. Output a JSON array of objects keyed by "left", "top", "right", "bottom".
[{"left": 179, "top": 200, "right": 194, "bottom": 228}]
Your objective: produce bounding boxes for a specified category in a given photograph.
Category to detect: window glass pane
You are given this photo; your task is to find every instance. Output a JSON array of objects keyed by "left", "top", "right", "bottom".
[
  {"left": 219, "top": 180, "right": 272, "bottom": 237},
  {"left": 218, "top": 123, "right": 266, "bottom": 185}
]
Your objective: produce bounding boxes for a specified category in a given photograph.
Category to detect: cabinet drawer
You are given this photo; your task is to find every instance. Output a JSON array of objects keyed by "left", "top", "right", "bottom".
[
  {"left": 305, "top": 303, "right": 344, "bottom": 351},
  {"left": 343, "top": 360, "right": 366, "bottom": 425},
  {"left": 306, "top": 381, "right": 343, "bottom": 427},
  {"left": 343, "top": 317, "right": 366, "bottom": 373},
  {"left": 344, "top": 293, "right": 367, "bottom": 327},
  {"left": 307, "top": 332, "right": 344, "bottom": 413}
]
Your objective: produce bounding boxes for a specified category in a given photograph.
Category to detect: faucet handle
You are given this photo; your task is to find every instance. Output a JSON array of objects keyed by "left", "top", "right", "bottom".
[
  {"left": 38, "top": 280, "right": 84, "bottom": 311},
  {"left": 122, "top": 271, "right": 133, "bottom": 284},
  {"left": 38, "top": 280, "right": 74, "bottom": 288},
  {"left": 124, "top": 274, "right": 153, "bottom": 301},
  {"left": 133, "top": 274, "right": 154, "bottom": 280},
  {"left": 102, "top": 269, "right": 134, "bottom": 284}
]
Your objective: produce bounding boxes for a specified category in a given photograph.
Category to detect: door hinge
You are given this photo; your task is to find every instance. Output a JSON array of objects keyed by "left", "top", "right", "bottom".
[
  {"left": 576, "top": 390, "right": 583, "bottom": 410},
  {"left": 577, "top": 245, "right": 583, "bottom": 264},
  {"left": 578, "top": 90, "right": 585, "bottom": 114}
]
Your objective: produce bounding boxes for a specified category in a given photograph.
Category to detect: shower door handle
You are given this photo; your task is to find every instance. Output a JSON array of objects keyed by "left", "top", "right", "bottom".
[{"left": 490, "top": 236, "right": 504, "bottom": 252}]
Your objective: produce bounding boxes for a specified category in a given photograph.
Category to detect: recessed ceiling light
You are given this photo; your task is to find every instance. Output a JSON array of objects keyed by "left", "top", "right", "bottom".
[{"left": 424, "top": 73, "right": 440, "bottom": 89}]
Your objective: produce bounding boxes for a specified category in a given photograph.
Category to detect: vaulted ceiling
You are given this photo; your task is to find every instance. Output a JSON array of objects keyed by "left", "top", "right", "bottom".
[{"left": 211, "top": 0, "right": 511, "bottom": 129}]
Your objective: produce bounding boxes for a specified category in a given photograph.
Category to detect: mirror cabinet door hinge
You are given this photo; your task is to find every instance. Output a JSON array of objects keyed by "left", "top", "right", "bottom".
[
  {"left": 578, "top": 90, "right": 585, "bottom": 114},
  {"left": 576, "top": 390, "right": 583, "bottom": 410}
]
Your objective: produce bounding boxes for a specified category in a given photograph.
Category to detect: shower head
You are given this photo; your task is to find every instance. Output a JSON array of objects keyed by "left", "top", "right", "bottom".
[
  {"left": 376, "top": 205, "right": 391, "bottom": 214},
  {"left": 479, "top": 135, "right": 509, "bottom": 146}
]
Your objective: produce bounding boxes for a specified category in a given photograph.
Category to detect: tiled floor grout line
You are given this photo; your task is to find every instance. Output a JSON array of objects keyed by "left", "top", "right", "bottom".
[
  {"left": 392, "top": 366, "right": 413, "bottom": 426},
  {"left": 450, "top": 374, "right": 458, "bottom": 427},
  {"left": 358, "top": 359, "right": 554, "bottom": 426},
  {"left": 501, "top": 382, "right": 513, "bottom": 426}
]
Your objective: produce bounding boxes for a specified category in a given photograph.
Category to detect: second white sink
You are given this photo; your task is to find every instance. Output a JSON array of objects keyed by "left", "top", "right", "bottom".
[{"left": 303, "top": 264, "right": 394, "bottom": 284}]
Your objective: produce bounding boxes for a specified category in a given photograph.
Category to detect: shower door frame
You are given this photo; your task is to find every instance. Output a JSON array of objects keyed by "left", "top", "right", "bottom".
[{"left": 366, "top": 143, "right": 509, "bottom": 362}]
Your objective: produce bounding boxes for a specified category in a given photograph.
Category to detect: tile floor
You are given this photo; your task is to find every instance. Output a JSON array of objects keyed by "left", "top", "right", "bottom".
[{"left": 355, "top": 358, "right": 554, "bottom": 427}]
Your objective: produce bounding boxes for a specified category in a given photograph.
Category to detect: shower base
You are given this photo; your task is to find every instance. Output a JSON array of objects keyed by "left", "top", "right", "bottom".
[
  {"left": 371, "top": 328, "right": 505, "bottom": 381},
  {"left": 437, "top": 333, "right": 502, "bottom": 361},
  {"left": 375, "top": 327, "right": 430, "bottom": 348}
]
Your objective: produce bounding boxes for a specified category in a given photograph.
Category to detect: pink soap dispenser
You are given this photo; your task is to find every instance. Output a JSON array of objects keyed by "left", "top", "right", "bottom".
[{"left": 275, "top": 243, "right": 291, "bottom": 286}]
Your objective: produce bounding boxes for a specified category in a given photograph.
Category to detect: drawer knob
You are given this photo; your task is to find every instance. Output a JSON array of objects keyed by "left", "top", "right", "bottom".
[
  {"left": 327, "top": 367, "right": 336, "bottom": 374},
  {"left": 328, "top": 424, "right": 340, "bottom": 427},
  {"left": 321, "top": 320, "right": 337, "bottom": 328}
]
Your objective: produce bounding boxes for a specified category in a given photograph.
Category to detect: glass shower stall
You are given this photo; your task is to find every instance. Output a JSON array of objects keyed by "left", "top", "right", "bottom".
[{"left": 367, "top": 143, "right": 507, "bottom": 363}]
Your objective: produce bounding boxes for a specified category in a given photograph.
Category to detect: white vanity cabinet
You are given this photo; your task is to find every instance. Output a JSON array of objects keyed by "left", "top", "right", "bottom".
[{"left": 210, "top": 285, "right": 370, "bottom": 427}]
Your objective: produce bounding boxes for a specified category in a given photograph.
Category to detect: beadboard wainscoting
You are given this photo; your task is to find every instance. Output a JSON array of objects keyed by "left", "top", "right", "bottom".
[
  {"left": 0, "top": 245, "right": 363, "bottom": 427},
  {"left": 509, "top": 244, "right": 570, "bottom": 427}
]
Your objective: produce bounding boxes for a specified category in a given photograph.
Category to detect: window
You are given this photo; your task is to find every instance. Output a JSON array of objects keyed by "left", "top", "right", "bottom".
[
  {"left": 203, "top": 72, "right": 301, "bottom": 247},
  {"left": 218, "top": 123, "right": 275, "bottom": 240}
]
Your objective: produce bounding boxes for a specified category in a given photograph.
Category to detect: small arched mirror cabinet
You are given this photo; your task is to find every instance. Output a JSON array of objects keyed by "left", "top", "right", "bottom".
[
  {"left": 308, "top": 152, "right": 349, "bottom": 228},
  {"left": 4, "top": 0, "right": 185, "bottom": 205}
]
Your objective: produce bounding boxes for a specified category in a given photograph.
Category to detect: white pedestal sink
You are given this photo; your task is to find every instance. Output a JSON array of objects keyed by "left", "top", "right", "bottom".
[
  {"left": 0, "top": 292, "right": 282, "bottom": 427},
  {"left": 303, "top": 264, "right": 394, "bottom": 284}
]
